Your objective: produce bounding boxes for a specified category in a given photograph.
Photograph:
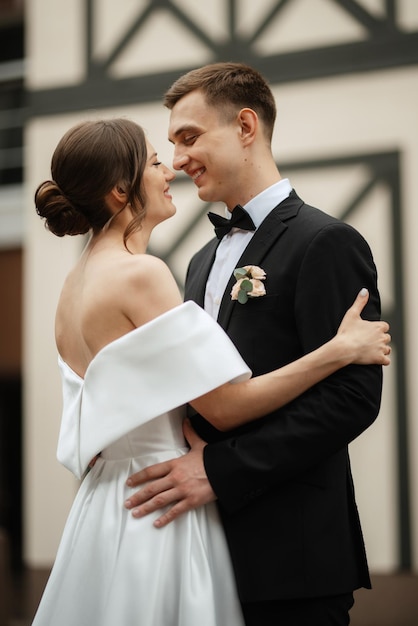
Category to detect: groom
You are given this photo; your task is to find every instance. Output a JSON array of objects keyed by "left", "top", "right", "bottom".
[{"left": 125, "top": 63, "right": 383, "bottom": 625}]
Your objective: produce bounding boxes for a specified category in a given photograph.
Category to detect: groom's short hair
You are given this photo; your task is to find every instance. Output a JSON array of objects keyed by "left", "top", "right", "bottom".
[{"left": 163, "top": 62, "right": 277, "bottom": 141}]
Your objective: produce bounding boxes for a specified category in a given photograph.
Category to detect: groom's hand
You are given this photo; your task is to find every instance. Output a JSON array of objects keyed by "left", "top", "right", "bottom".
[{"left": 124, "top": 419, "right": 216, "bottom": 527}]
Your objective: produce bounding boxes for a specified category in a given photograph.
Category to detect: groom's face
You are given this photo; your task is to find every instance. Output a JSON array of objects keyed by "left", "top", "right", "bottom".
[{"left": 168, "top": 90, "right": 244, "bottom": 209}]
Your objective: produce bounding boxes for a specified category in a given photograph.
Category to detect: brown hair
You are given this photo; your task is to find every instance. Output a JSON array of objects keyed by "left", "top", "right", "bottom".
[
  {"left": 164, "top": 62, "right": 277, "bottom": 140},
  {"left": 34, "top": 118, "right": 148, "bottom": 248}
]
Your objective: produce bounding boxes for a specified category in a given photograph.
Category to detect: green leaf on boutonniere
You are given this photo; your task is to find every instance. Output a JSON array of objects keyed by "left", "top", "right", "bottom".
[
  {"left": 241, "top": 279, "right": 253, "bottom": 292},
  {"left": 234, "top": 267, "right": 248, "bottom": 280},
  {"left": 237, "top": 290, "right": 249, "bottom": 304}
]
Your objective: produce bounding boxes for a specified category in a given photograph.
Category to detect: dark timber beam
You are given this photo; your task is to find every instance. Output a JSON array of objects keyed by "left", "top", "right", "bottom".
[{"left": 28, "top": 31, "right": 418, "bottom": 118}]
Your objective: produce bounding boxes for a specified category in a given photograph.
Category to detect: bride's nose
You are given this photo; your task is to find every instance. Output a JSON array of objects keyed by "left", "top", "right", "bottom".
[{"left": 164, "top": 166, "right": 176, "bottom": 182}]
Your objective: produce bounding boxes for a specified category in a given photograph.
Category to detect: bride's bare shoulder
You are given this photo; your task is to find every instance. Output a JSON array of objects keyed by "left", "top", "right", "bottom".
[
  {"left": 119, "top": 253, "right": 176, "bottom": 288},
  {"left": 116, "top": 253, "right": 183, "bottom": 324},
  {"left": 125, "top": 252, "right": 171, "bottom": 273}
]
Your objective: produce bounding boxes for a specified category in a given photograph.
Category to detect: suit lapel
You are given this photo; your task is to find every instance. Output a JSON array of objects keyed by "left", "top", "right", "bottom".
[
  {"left": 184, "top": 238, "right": 218, "bottom": 307},
  {"left": 217, "top": 191, "right": 303, "bottom": 330}
]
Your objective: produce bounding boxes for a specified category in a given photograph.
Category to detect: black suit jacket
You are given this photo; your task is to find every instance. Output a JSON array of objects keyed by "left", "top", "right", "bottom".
[{"left": 184, "top": 190, "right": 382, "bottom": 602}]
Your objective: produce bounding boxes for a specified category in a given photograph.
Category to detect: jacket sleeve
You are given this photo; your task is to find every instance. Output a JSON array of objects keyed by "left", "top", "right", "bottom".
[{"left": 203, "top": 222, "right": 383, "bottom": 513}]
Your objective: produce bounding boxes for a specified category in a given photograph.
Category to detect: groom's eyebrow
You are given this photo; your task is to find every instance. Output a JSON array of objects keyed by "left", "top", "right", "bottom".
[{"left": 168, "top": 124, "right": 200, "bottom": 143}]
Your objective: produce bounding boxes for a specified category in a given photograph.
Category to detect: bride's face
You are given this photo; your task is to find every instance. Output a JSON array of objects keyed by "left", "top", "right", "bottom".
[{"left": 142, "top": 140, "right": 176, "bottom": 226}]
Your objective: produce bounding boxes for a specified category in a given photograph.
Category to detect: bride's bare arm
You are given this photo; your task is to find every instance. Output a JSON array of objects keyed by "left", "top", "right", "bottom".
[
  {"left": 124, "top": 265, "right": 390, "bottom": 433},
  {"left": 190, "top": 288, "right": 391, "bottom": 431}
]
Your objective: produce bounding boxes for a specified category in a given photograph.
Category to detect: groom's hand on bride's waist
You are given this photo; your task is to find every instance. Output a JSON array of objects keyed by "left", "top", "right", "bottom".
[{"left": 124, "top": 419, "right": 216, "bottom": 528}]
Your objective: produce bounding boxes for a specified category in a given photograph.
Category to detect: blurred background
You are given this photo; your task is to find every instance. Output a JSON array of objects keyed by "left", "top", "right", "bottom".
[{"left": 0, "top": 1, "right": 417, "bottom": 624}]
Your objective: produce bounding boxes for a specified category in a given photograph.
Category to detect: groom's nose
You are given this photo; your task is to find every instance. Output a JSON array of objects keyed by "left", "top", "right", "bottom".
[{"left": 172, "top": 146, "right": 189, "bottom": 171}]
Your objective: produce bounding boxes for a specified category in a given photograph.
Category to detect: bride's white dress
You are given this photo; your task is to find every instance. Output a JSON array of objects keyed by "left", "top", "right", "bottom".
[{"left": 32, "top": 302, "right": 251, "bottom": 626}]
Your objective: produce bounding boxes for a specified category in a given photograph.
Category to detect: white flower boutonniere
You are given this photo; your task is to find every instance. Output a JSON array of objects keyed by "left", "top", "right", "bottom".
[{"left": 231, "top": 265, "right": 266, "bottom": 304}]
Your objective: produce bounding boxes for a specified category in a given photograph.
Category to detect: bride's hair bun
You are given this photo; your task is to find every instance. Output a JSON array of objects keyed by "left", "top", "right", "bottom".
[
  {"left": 35, "top": 180, "right": 91, "bottom": 237},
  {"left": 35, "top": 118, "right": 149, "bottom": 247}
]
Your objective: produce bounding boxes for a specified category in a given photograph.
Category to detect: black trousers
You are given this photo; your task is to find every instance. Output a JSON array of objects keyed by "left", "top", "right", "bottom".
[{"left": 241, "top": 592, "right": 355, "bottom": 626}]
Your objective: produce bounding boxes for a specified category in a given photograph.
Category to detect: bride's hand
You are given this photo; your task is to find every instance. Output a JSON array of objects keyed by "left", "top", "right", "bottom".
[{"left": 337, "top": 288, "right": 391, "bottom": 365}]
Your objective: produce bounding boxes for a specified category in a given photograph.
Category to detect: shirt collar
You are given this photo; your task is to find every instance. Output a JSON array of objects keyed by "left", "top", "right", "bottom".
[{"left": 225, "top": 179, "right": 292, "bottom": 228}]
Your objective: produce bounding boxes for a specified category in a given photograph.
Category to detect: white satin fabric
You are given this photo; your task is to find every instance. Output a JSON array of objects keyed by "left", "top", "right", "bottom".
[{"left": 32, "top": 302, "right": 250, "bottom": 626}]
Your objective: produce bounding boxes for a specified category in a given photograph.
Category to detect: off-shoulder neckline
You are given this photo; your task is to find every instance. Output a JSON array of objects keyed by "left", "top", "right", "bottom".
[{"left": 57, "top": 302, "right": 193, "bottom": 382}]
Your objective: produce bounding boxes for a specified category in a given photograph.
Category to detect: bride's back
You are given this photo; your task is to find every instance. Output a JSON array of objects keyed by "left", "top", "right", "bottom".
[
  {"left": 55, "top": 235, "right": 183, "bottom": 379},
  {"left": 55, "top": 244, "right": 138, "bottom": 378}
]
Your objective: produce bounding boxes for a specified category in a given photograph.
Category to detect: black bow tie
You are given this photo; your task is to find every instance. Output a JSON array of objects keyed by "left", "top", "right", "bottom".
[{"left": 207, "top": 205, "right": 256, "bottom": 239}]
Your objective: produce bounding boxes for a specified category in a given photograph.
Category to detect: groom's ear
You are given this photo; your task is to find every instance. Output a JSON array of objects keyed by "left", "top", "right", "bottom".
[{"left": 237, "top": 108, "right": 258, "bottom": 147}]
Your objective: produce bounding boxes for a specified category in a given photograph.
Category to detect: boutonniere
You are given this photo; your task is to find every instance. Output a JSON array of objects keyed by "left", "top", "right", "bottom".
[{"left": 231, "top": 265, "right": 266, "bottom": 304}]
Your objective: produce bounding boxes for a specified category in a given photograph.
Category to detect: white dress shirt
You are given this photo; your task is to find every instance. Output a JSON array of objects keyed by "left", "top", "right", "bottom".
[{"left": 204, "top": 178, "right": 292, "bottom": 319}]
